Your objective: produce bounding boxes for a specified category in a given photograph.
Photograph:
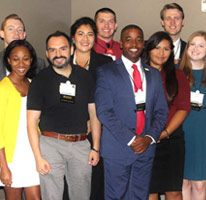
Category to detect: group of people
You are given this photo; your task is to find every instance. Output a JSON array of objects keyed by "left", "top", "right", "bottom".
[{"left": 0, "top": 2, "right": 206, "bottom": 200}]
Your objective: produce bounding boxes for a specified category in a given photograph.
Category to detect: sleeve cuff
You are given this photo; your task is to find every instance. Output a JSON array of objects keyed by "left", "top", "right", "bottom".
[
  {"left": 127, "top": 136, "right": 136, "bottom": 146},
  {"left": 145, "top": 135, "right": 156, "bottom": 144}
]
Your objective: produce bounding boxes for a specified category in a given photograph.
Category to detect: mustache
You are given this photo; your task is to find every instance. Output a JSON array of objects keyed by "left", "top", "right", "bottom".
[{"left": 52, "top": 56, "right": 67, "bottom": 61}]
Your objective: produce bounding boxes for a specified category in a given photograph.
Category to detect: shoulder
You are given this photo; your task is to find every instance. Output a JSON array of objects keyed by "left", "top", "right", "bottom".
[
  {"left": 0, "top": 77, "right": 15, "bottom": 95},
  {"left": 31, "top": 67, "right": 51, "bottom": 82},
  {"left": 112, "top": 40, "right": 121, "bottom": 47},
  {"left": 180, "top": 39, "right": 187, "bottom": 45},
  {"left": 98, "top": 58, "right": 118, "bottom": 70},
  {"left": 175, "top": 68, "right": 188, "bottom": 83},
  {"left": 37, "top": 57, "right": 46, "bottom": 67},
  {"left": 175, "top": 68, "right": 187, "bottom": 79},
  {"left": 0, "top": 51, "right": 4, "bottom": 58},
  {"left": 180, "top": 39, "right": 187, "bottom": 50},
  {"left": 91, "top": 49, "right": 112, "bottom": 63},
  {"left": 0, "top": 77, "right": 11, "bottom": 87},
  {"left": 142, "top": 62, "right": 160, "bottom": 75},
  {"left": 0, "top": 51, "right": 5, "bottom": 67}
]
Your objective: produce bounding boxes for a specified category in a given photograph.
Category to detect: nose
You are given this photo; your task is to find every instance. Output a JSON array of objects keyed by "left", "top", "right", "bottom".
[
  {"left": 193, "top": 45, "right": 199, "bottom": 51},
  {"left": 104, "top": 21, "right": 109, "bottom": 28},
  {"left": 159, "top": 48, "right": 164, "bottom": 56},
  {"left": 131, "top": 40, "right": 138, "bottom": 47},
  {"left": 170, "top": 18, "right": 176, "bottom": 25},
  {"left": 14, "top": 29, "right": 21, "bottom": 36},
  {"left": 19, "top": 59, "right": 24, "bottom": 67},
  {"left": 82, "top": 34, "right": 88, "bottom": 41},
  {"left": 56, "top": 49, "right": 61, "bottom": 57}
]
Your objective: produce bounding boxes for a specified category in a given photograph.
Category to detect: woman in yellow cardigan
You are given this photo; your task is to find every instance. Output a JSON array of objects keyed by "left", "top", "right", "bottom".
[{"left": 0, "top": 40, "right": 40, "bottom": 199}]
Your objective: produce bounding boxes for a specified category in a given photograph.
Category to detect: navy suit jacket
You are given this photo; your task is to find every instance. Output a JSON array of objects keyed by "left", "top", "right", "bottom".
[
  {"left": 180, "top": 39, "right": 186, "bottom": 59},
  {"left": 95, "top": 58, "right": 168, "bottom": 163}
]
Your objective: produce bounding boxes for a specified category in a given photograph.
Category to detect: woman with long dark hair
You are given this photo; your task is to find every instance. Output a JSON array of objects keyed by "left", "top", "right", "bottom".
[
  {"left": 0, "top": 39, "right": 40, "bottom": 199},
  {"left": 142, "top": 31, "right": 190, "bottom": 200},
  {"left": 70, "top": 17, "right": 112, "bottom": 200}
]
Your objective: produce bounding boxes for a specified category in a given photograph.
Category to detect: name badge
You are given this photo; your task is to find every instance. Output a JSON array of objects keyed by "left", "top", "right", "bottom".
[
  {"left": 59, "top": 81, "right": 76, "bottom": 103},
  {"left": 134, "top": 92, "right": 145, "bottom": 104},
  {"left": 191, "top": 90, "right": 204, "bottom": 111},
  {"left": 136, "top": 103, "right": 146, "bottom": 111}
]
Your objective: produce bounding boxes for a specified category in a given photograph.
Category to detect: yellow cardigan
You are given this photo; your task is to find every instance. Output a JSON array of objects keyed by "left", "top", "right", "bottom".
[{"left": 0, "top": 77, "right": 22, "bottom": 163}]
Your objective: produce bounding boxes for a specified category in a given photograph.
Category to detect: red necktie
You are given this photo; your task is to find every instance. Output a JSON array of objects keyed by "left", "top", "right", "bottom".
[{"left": 132, "top": 64, "right": 145, "bottom": 135}]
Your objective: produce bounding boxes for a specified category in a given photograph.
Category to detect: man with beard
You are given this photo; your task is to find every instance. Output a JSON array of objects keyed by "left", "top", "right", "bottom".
[{"left": 27, "top": 31, "right": 101, "bottom": 200}]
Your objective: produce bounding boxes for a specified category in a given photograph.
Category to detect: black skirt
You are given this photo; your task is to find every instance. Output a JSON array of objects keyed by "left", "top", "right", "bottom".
[{"left": 149, "top": 126, "right": 185, "bottom": 193}]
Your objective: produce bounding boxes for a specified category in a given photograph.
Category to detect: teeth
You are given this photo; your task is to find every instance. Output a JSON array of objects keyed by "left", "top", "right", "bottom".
[
  {"left": 18, "top": 68, "right": 25, "bottom": 72},
  {"left": 130, "top": 49, "right": 138, "bottom": 52}
]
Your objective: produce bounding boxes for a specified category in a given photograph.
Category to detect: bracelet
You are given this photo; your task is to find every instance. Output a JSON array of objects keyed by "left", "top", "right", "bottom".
[
  {"left": 164, "top": 128, "right": 170, "bottom": 139},
  {"left": 92, "top": 147, "right": 100, "bottom": 153}
]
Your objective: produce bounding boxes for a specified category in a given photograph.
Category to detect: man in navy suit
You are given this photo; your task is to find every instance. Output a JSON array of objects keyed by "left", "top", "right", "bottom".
[{"left": 95, "top": 24, "right": 168, "bottom": 200}]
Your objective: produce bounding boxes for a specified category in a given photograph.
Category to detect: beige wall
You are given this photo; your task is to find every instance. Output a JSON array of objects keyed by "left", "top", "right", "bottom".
[
  {"left": 0, "top": 0, "right": 205, "bottom": 60},
  {"left": 71, "top": 0, "right": 206, "bottom": 43},
  {"left": 0, "top": 0, "right": 71, "bottom": 60}
]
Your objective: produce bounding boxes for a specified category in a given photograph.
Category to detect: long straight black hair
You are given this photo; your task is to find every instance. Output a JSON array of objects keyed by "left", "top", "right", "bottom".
[{"left": 142, "top": 31, "right": 178, "bottom": 106}]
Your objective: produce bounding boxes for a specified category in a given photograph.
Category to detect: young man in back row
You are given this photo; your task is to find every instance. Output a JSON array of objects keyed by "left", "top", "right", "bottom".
[
  {"left": 93, "top": 8, "right": 122, "bottom": 60},
  {"left": 160, "top": 3, "right": 186, "bottom": 64},
  {"left": 0, "top": 14, "right": 45, "bottom": 81}
]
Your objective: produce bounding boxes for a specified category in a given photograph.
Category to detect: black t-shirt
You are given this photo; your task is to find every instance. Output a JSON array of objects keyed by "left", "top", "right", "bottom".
[{"left": 27, "top": 65, "right": 95, "bottom": 134}]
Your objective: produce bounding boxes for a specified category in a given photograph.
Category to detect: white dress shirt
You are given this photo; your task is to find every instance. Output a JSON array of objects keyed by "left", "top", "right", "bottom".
[
  {"left": 121, "top": 55, "right": 155, "bottom": 145},
  {"left": 173, "top": 37, "right": 181, "bottom": 60}
]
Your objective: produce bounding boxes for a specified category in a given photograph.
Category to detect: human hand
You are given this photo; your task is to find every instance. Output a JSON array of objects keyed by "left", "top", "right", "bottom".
[
  {"left": 131, "top": 136, "right": 152, "bottom": 154},
  {"left": 157, "top": 130, "right": 169, "bottom": 143},
  {"left": 36, "top": 156, "right": 51, "bottom": 175},
  {"left": 0, "top": 166, "right": 12, "bottom": 187},
  {"left": 88, "top": 150, "right": 100, "bottom": 166}
]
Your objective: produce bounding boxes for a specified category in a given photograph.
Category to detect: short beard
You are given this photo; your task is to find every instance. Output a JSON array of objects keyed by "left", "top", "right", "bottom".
[{"left": 48, "top": 56, "right": 71, "bottom": 69}]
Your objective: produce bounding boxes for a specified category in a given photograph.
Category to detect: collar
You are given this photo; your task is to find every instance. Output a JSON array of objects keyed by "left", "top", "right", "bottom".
[
  {"left": 73, "top": 51, "right": 90, "bottom": 69},
  {"left": 121, "top": 55, "right": 143, "bottom": 77},
  {"left": 173, "top": 37, "right": 181, "bottom": 46},
  {"left": 121, "top": 55, "right": 141, "bottom": 69},
  {"left": 96, "top": 37, "right": 114, "bottom": 47}
]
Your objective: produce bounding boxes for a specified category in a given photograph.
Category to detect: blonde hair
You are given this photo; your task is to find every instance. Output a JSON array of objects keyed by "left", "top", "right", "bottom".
[{"left": 179, "top": 30, "right": 206, "bottom": 87}]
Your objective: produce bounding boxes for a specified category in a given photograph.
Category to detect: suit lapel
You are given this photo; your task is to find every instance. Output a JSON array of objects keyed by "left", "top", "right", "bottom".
[
  {"left": 142, "top": 63, "right": 151, "bottom": 117},
  {"left": 115, "top": 59, "right": 135, "bottom": 99}
]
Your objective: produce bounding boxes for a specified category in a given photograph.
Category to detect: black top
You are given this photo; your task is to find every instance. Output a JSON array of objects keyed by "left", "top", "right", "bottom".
[
  {"left": 27, "top": 65, "right": 95, "bottom": 134},
  {"left": 71, "top": 49, "right": 113, "bottom": 81},
  {"left": 89, "top": 49, "right": 113, "bottom": 80}
]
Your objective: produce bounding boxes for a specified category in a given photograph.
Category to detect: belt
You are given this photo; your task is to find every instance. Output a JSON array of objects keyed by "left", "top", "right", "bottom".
[{"left": 41, "top": 131, "right": 87, "bottom": 142}]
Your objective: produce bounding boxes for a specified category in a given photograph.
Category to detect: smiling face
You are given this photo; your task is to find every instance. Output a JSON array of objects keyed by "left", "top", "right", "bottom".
[
  {"left": 161, "top": 8, "right": 184, "bottom": 41},
  {"left": 73, "top": 24, "right": 95, "bottom": 53},
  {"left": 95, "top": 12, "right": 117, "bottom": 42},
  {"left": 46, "top": 36, "right": 72, "bottom": 69},
  {"left": 0, "top": 19, "right": 26, "bottom": 47},
  {"left": 120, "top": 28, "right": 144, "bottom": 63},
  {"left": 149, "top": 39, "right": 171, "bottom": 70},
  {"left": 187, "top": 36, "right": 206, "bottom": 62},
  {"left": 8, "top": 46, "right": 32, "bottom": 77}
]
